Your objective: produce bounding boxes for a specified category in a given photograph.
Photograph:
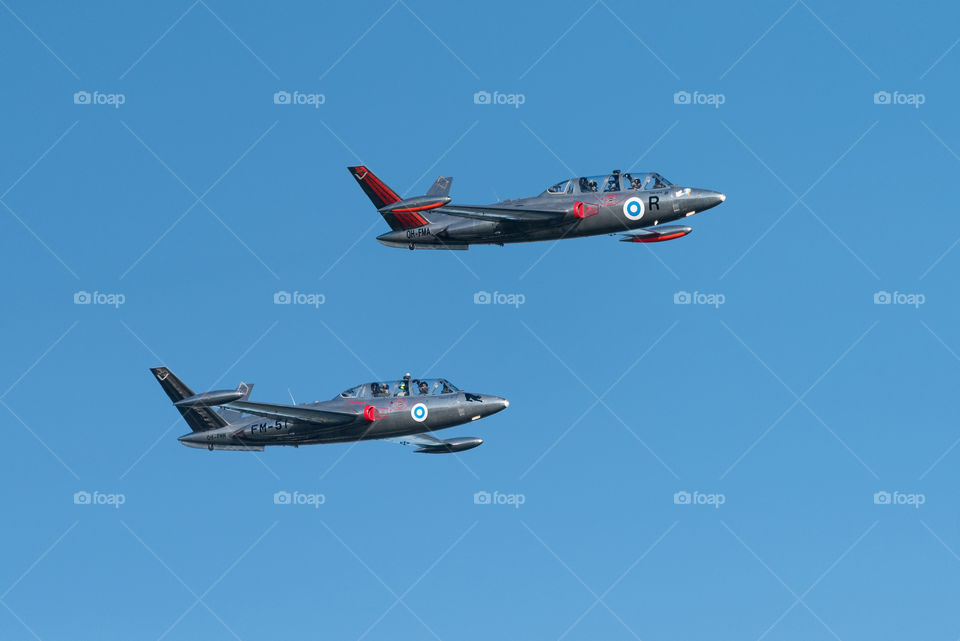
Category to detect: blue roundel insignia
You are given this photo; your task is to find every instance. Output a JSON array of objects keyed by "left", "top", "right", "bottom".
[
  {"left": 411, "top": 403, "right": 428, "bottom": 422},
  {"left": 623, "top": 197, "right": 645, "bottom": 221}
]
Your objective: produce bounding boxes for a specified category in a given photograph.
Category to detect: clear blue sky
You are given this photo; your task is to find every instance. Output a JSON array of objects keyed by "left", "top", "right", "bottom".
[{"left": 2, "top": 1, "right": 959, "bottom": 639}]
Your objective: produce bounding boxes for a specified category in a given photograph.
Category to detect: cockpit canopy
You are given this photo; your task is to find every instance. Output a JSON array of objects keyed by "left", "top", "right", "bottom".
[
  {"left": 337, "top": 378, "right": 460, "bottom": 400},
  {"left": 545, "top": 171, "right": 673, "bottom": 195}
]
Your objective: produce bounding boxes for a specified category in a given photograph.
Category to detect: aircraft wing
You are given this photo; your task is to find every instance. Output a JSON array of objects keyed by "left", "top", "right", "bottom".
[
  {"left": 220, "top": 401, "right": 360, "bottom": 426},
  {"left": 439, "top": 204, "right": 568, "bottom": 224},
  {"left": 386, "top": 433, "right": 484, "bottom": 454}
]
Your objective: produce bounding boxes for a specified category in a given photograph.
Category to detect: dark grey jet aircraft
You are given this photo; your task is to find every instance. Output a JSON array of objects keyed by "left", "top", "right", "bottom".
[
  {"left": 150, "top": 367, "right": 508, "bottom": 453},
  {"left": 349, "top": 165, "right": 725, "bottom": 250}
]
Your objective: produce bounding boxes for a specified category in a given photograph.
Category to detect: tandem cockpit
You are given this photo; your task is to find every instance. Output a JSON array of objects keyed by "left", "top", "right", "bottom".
[
  {"left": 337, "top": 378, "right": 460, "bottom": 399},
  {"left": 544, "top": 170, "right": 673, "bottom": 195}
]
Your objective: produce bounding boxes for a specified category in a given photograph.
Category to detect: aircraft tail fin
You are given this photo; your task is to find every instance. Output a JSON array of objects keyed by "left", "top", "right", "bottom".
[
  {"left": 150, "top": 367, "right": 229, "bottom": 432},
  {"left": 218, "top": 383, "right": 254, "bottom": 423},
  {"left": 348, "top": 165, "right": 401, "bottom": 207},
  {"left": 348, "top": 165, "right": 438, "bottom": 231}
]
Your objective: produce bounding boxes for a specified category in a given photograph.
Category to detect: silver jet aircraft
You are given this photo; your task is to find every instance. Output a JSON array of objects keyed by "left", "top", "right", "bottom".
[
  {"left": 349, "top": 166, "right": 725, "bottom": 249},
  {"left": 150, "top": 367, "right": 508, "bottom": 453}
]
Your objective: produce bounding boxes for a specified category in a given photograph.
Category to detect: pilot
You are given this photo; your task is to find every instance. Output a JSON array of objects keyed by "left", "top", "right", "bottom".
[
  {"left": 373, "top": 383, "right": 387, "bottom": 397},
  {"left": 397, "top": 372, "right": 411, "bottom": 396},
  {"left": 418, "top": 380, "right": 430, "bottom": 395}
]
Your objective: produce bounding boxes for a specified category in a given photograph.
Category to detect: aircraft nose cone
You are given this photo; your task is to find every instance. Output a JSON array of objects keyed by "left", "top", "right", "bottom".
[
  {"left": 689, "top": 188, "right": 725, "bottom": 213},
  {"left": 481, "top": 395, "right": 509, "bottom": 417}
]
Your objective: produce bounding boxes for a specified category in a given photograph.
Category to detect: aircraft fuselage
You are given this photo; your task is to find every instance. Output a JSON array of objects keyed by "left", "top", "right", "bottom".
[
  {"left": 177, "top": 390, "right": 508, "bottom": 450},
  {"left": 377, "top": 186, "right": 725, "bottom": 248}
]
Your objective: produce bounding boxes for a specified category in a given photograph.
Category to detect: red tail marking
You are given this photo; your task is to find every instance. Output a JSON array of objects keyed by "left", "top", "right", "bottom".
[
  {"left": 354, "top": 165, "right": 400, "bottom": 205},
  {"left": 367, "top": 174, "right": 400, "bottom": 204},
  {"left": 393, "top": 212, "right": 428, "bottom": 228},
  {"left": 366, "top": 177, "right": 393, "bottom": 204}
]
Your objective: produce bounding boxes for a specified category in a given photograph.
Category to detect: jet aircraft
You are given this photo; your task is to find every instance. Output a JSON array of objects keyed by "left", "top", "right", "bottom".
[
  {"left": 349, "top": 166, "right": 725, "bottom": 249},
  {"left": 150, "top": 367, "right": 508, "bottom": 453}
]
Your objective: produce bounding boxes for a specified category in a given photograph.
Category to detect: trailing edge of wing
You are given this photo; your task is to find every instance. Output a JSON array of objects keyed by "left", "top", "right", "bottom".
[
  {"left": 439, "top": 205, "right": 566, "bottom": 224},
  {"left": 220, "top": 401, "right": 359, "bottom": 426}
]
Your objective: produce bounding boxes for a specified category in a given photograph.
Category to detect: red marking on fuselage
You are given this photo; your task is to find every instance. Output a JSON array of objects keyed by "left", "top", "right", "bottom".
[
  {"left": 574, "top": 202, "right": 599, "bottom": 219},
  {"left": 363, "top": 405, "right": 389, "bottom": 421}
]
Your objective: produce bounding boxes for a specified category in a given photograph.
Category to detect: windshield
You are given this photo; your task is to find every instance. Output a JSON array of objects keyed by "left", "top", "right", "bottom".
[
  {"left": 556, "top": 172, "right": 674, "bottom": 194},
  {"left": 343, "top": 378, "right": 460, "bottom": 399},
  {"left": 630, "top": 172, "right": 673, "bottom": 190},
  {"left": 420, "top": 378, "right": 459, "bottom": 396}
]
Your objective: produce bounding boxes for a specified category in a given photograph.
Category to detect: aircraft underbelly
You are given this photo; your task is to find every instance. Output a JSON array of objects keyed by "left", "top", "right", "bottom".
[
  {"left": 429, "top": 208, "right": 666, "bottom": 245},
  {"left": 466, "top": 219, "right": 604, "bottom": 244}
]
